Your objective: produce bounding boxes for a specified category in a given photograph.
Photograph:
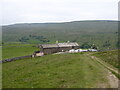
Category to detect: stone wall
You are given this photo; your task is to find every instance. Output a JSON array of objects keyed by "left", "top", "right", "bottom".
[{"left": 0, "top": 55, "right": 32, "bottom": 63}]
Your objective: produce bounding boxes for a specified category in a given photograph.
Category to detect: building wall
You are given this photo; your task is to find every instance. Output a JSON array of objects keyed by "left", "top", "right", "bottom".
[
  {"left": 43, "top": 47, "right": 58, "bottom": 55},
  {"left": 41, "top": 46, "right": 79, "bottom": 55},
  {"left": 58, "top": 47, "right": 72, "bottom": 52},
  {"left": 72, "top": 46, "right": 79, "bottom": 49}
]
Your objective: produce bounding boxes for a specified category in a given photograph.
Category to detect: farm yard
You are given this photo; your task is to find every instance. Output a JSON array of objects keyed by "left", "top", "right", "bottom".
[
  {"left": 2, "top": 42, "right": 98, "bottom": 62},
  {"left": 2, "top": 45, "right": 119, "bottom": 88}
]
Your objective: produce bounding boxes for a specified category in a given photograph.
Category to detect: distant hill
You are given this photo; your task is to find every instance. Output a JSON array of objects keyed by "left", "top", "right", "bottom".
[{"left": 2, "top": 20, "right": 118, "bottom": 50}]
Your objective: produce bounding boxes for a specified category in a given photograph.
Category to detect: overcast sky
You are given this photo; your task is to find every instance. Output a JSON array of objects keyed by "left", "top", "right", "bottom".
[{"left": 1, "top": 0, "right": 119, "bottom": 25}]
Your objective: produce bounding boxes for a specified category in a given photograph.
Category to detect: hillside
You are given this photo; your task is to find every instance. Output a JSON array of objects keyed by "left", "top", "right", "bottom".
[
  {"left": 2, "top": 52, "right": 118, "bottom": 88},
  {"left": 2, "top": 20, "right": 118, "bottom": 50}
]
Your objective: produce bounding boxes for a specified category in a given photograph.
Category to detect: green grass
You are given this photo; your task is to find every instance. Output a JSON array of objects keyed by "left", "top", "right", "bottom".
[
  {"left": 2, "top": 44, "right": 39, "bottom": 60},
  {"left": 93, "top": 50, "right": 118, "bottom": 69},
  {"left": 3, "top": 42, "right": 36, "bottom": 47},
  {"left": 92, "top": 50, "right": 119, "bottom": 80},
  {"left": 0, "top": 63, "right": 1, "bottom": 89},
  {"left": 3, "top": 53, "right": 110, "bottom": 88}
]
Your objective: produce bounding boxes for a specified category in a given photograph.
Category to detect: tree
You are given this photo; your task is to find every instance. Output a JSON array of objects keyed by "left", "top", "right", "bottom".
[
  {"left": 103, "top": 41, "right": 111, "bottom": 47},
  {"left": 116, "top": 41, "right": 120, "bottom": 48},
  {"left": 2, "top": 42, "right": 4, "bottom": 45},
  {"left": 19, "top": 36, "right": 29, "bottom": 42},
  {"left": 91, "top": 44, "right": 98, "bottom": 49},
  {"left": 80, "top": 42, "right": 91, "bottom": 49}
]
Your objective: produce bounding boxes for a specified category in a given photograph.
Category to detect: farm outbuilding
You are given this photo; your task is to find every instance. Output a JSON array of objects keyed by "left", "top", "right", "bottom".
[
  {"left": 39, "top": 42, "right": 79, "bottom": 55},
  {"left": 32, "top": 51, "right": 44, "bottom": 57}
]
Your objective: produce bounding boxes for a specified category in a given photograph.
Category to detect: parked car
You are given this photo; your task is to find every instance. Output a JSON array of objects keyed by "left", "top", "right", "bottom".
[
  {"left": 69, "top": 49, "right": 75, "bottom": 53},
  {"left": 80, "top": 49, "right": 88, "bottom": 52},
  {"left": 74, "top": 49, "right": 81, "bottom": 52},
  {"left": 88, "top": 49, "right": 98, "bottom": 52},
  {"left": 69, "top": 49, "right": 88, "bottom": 53}
]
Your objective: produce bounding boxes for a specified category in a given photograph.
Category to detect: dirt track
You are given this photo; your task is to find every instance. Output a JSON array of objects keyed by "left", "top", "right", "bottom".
[{"left": 90, "top": 55, "right": 119, "bottom": 88}]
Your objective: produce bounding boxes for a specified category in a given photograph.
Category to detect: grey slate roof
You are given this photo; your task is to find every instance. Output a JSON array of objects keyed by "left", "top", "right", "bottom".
[
  {"left": 58, "top": 42, "right": 79, "bottom": 47},
  {"left": 39, "top": 42, "right": 79, "bottom": 48}
]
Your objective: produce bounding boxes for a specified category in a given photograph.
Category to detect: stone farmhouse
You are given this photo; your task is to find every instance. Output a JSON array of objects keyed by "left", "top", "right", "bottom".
[{"left": 35, "top": 42, "right": 79, "bottom": 56}]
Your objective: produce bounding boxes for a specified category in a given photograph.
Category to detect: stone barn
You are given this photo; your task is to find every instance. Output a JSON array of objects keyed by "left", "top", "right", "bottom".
[{"left": 39, "top": 42, "right": 79, "bottom": 55}]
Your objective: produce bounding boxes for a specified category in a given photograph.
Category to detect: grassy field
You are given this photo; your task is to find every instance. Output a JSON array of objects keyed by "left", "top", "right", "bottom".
[
  {"left": 2, "top": 43, "right": 39, "bottom": 60},
  {"left": 92, "top": 50, "right": 118, "bottom": 69},
  {"left": 3, "top": 53, "right": 111, "bottom": 88}
]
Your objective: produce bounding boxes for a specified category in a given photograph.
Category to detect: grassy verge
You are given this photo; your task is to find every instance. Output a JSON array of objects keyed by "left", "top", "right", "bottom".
[
  {"left": 92, "top": 50, "right": 118, "bottom": 69},
  {"left": 92, "top": 50, "right": 119, "bottom": 79}
]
